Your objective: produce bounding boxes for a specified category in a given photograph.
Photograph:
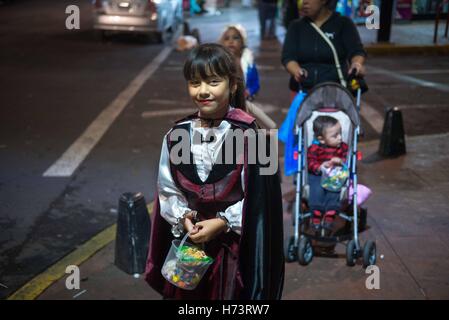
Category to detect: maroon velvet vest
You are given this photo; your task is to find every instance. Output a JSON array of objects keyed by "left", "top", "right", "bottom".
[{"left": 166, "top": 109, "right": 256, "bottom": 221}]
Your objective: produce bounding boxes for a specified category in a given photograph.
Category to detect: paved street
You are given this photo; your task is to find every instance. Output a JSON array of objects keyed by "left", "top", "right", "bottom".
[{"left": 1, "top": 0, "right": 449, "bottom": 300}]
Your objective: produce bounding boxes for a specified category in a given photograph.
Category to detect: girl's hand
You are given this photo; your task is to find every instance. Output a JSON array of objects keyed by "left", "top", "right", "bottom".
[
  {"left": 188, "top": 218, "right": 228, "bottom": 244},
  {"left": 183, "top": 212, "right": 199, "bottom": 235}
]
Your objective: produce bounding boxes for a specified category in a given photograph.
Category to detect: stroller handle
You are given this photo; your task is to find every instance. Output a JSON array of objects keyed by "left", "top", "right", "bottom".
[{"left": 347, "top": 70, "right": 368, "bottom": 95}]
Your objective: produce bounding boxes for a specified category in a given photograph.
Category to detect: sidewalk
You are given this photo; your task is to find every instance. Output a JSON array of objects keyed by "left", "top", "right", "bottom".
[
  {"left": 10, "top": 3, "right": 449, "bottom": 300},
  {"left": 35, "top": 134, "right": 449, "bottom": 300},
  {"left": 358, "top": 20, "right": 449, "bottom": 55}
]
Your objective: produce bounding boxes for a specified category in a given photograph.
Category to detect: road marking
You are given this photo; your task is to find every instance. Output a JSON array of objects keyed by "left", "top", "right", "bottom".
[
  {"left": 360, "top": 101, "right": 384, "bottom": 134},
  {"left": 163, "top": 66, "right": 182, "bottom": 71},
  {"left": 368, "top": 66, "right": 449, "bottom": 93},
  {"left": 7, "top": 202, "right": 153, "bottom": 300},
  {"left": 43, "top": 47, "right": 173, "bottom": 177},
  {"left": 73, "top": 289, "right": 87, "bottom": 299},
  {"left": 370, "top": 69, "right": 449, "bottom": 75},
  {"left": 398, "top": 69, "right": 449, "bottom": 75},
  {"left": 147, "top": 99, "right": 192, "bottom": 106},
  {"left": 251, "top": 101, "right": 278, "bottom": 113},
  {"left": 257, "top": 65, "right": 277, "bottom": 71},
  {"left": 142, "top": 108, "right": 197, "bottom": 118},
  {"left": 0, "top": 283, "right": 8, "bottom": 289},
  {"left": 394, "top": 104, "right": 449, "bottom": 110},
  {"left": 141, "top": 102, "right": 279, "bottom": 119}
]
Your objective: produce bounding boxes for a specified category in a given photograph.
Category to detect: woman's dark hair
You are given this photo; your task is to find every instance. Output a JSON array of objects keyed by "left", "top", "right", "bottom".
[
  {"left": 183, "top": 43, "right": 246, "bottom": 111},
  {"left": 313, "top": 115, "right": 338, "bottom": 137}
]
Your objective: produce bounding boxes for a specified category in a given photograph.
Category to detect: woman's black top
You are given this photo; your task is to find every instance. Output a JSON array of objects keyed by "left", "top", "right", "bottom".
[{"left": 281, "top": 12, "right": 366, "bottom": 92}]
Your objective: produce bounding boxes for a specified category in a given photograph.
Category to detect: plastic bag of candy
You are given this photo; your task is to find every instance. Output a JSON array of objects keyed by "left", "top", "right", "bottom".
[
  {"left": 161, "top": 232, "right": 213, "bottom": 290},
  {"left": 320, "top": 164, "right": 349, "bottom": 192}
]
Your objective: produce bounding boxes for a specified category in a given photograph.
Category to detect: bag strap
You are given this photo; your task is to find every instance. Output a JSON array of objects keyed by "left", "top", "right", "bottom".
[{"left": 309, "top": 21, "right": 347, "bottom": 88}]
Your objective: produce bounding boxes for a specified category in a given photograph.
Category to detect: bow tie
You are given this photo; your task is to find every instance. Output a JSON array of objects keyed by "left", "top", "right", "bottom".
[{"left": 201, "top": 135, "right": 216, "bottom": 143}]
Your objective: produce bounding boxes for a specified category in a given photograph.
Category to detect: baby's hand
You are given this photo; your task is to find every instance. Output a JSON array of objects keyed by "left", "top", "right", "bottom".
[
  {"left": 188, "top": 218, "right": 228, "bottom": 244},
  {"left": 330, "top": 157, "right": 343, "bottom": 166},
  {"left": 321, "top": 161, "right": 332, "bottom": 170}
]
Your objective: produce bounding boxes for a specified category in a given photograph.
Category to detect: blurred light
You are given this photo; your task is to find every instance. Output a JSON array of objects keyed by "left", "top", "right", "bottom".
[
  {"left": 151, "top": 12, "right": 158, "bottom": 21},
  {"left": 152, "top": 0, "right": 162, "bottom": 4},
  {"left": 119, "top": 2, "right": 130, "bottom": 8}
]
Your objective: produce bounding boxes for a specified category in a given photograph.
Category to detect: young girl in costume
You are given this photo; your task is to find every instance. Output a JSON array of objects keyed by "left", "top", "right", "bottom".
[
  {"left": 219, "top": 24, "right": 276, "bottom": 130},
  {"left": 144, "top": 43, "right": 284, "bottom": 300}
]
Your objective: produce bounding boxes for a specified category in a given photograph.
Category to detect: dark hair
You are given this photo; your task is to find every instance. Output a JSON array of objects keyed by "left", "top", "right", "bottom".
[
  {"left": 313, "top": 116, "right": 338, "bottom": 137},
  {"left": 325, "top": 0, "right": 337, "bottom": 10},
  {"left": 183, "top": 43, "right": 246, "bottom": 111}
]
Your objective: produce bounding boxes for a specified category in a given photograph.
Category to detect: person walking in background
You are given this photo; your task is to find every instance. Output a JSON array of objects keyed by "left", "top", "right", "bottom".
[
  {"left": 258, "top": 0, "right": 278, "bottom": 40},
  {"left": 281, "top": 0, "right": 366, "bottom": 96}
]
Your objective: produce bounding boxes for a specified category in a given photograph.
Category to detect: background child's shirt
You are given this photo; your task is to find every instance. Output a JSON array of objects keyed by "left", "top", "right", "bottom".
[
  {"left": 307, "top": 142, "right": 349, "bottom": 175},
  {"left": 157, "top": 118, "right": 244, "bottom": 235},
  {"left": 241, "top": 48, "right": 260, "bottom": 97}
]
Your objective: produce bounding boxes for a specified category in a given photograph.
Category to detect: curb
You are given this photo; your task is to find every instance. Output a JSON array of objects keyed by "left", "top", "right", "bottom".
[
  {"left": 7, "top": 202, "right": 154, "bottom": 300},
  {"left": 365, "top": 44, "right": 449, "bottom": 55}
]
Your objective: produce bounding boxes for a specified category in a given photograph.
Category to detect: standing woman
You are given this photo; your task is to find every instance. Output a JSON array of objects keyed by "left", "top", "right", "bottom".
[{"left": 281, "top": 0, "right": 366, "bottom": 97}]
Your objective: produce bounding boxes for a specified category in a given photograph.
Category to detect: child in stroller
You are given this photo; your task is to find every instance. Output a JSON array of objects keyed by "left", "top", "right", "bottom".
[
  {"left": 308, "top": 115, "right": 349, "bottom": 232},
  {"left": 285, "top": 82, "right": 376, "bottom": 268}
]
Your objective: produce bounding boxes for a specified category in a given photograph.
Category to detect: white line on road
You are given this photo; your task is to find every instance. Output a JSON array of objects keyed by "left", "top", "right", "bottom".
[
  {"left": 394, "top": 104, "right": 449, "bottom": 110},
  {"left": 370, "top": 69, "right": 449, "bottom": 75},
  {"left": 73, "top": 289, "right": 87, "bottom": 299},
  {"left": 142, "top": 108, "right": 197, "bottom": 118},
  {"left": 360, "top": 101, "right": 384, "bottom": 134},
  {"left": 43, "top": 47, "right": 173, "bottom": 177},
  {"left": 141, "top": 102, "right": 280, "bottom": 119},
  {"left": 147, "top": 99, "right": 192, "bottom": 106},
  {"left": 368, "top": 66, "right": 449, "bottom": 93}
]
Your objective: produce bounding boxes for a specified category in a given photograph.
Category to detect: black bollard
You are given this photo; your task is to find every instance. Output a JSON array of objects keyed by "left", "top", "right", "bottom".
[
  {"left": 378, "top": 107, "right": 406, "bottom": 157},
  {"left": 114, "top": 192, "right": 151, "bottom": 276}
]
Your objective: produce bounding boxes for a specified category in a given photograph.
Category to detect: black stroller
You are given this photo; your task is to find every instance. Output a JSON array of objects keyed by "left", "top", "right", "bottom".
[{"left": 285, "top": 81, "right": 376, "bottom": 268}]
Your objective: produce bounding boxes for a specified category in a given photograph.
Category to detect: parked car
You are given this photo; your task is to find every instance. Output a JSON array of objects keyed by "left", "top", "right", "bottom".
[{"left": 92, "top": 0, "right": 183, "bottom": 42}]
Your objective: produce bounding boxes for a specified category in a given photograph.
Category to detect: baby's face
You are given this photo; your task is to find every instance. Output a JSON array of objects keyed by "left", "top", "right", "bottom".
[{"left": 322, "top": 123, "right": 342, "bottom": 147}]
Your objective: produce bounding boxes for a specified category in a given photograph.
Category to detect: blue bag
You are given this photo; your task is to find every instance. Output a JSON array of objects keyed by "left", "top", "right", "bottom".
[{"left": 278, "top": 91, "right": 306, "bottom": 176}]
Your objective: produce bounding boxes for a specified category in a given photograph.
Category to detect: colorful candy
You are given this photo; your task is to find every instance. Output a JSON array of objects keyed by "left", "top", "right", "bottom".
[
  {"left": 321, "top": 165, "right": 349, "bottom": 192},
  {"left": 161, "top": 245, "right": 213, "bottom": 290}
]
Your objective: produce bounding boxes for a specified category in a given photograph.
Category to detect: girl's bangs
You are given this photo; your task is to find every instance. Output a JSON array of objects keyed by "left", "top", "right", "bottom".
[{"left": 184, "top": 50, "right": 230, "bottom": 81}]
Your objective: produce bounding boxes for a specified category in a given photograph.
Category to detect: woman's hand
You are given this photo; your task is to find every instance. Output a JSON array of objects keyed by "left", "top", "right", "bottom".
[
  {"left": 188, "top": 218, "right": 228, "bottom": 244},
  {"left": 348, "top": 56, "right": 366, "bottom": 77},
  {"left": 348, "top": 62, "right": 365, "bottom": 77},
  {"left": 286, "top": 61, "right": 308, "bottom": 83}
]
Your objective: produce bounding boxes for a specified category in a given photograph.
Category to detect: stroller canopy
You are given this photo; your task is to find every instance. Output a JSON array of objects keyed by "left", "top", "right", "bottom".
[{"left": 296, "top": 82, "right": 360, "bottom": 127}]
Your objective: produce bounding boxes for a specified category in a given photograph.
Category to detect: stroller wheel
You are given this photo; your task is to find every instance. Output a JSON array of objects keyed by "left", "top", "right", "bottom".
[
  {"left": 362, "top": 240, "right": 377, "bottom": 268},
  {"left": 285, "top": 236, "right": 297, "bottom": 262},
  {"left": 298, "top": 236, "right": 313, "bottom": 266},
  {"left": 346, "top": 239, "right": 357, "bottom": 267}
]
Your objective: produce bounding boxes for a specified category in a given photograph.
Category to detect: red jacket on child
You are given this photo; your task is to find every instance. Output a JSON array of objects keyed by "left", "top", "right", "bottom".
[{"left": 308, "top": 142, "right": 349, "bottom": 175}]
